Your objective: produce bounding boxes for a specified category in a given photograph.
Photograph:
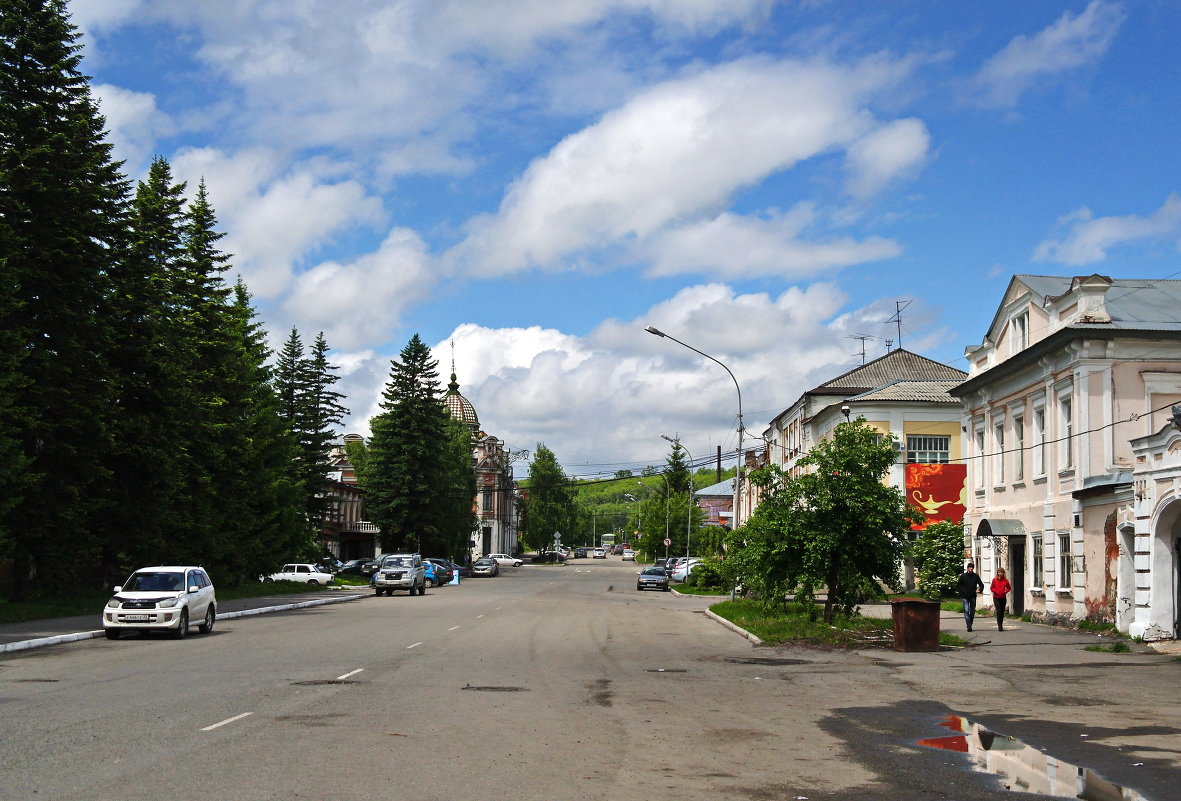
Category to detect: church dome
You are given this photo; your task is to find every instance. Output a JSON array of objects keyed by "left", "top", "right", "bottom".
[{"left": 444, "top": 372, "right": 479, "bottom": 432}]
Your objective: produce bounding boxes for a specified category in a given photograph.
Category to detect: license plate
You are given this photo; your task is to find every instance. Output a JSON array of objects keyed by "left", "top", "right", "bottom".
[{"left": 122, "top": 614, "right": 150, "bottom": 621}]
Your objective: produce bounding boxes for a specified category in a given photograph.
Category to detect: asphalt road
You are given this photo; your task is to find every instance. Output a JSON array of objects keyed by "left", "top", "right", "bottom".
[{"left": 0, "top": 559, "right": 1178, "bottom": 801}]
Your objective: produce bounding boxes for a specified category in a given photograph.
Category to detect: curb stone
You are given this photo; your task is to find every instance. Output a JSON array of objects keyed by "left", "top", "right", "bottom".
[{"left": 0, "top": 593, "right": 367, "bottom": 655}]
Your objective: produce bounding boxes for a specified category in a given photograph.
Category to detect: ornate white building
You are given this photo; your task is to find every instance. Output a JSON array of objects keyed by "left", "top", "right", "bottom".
[{"left": 443, "top": 368, "right": 520, "bottom": 560}]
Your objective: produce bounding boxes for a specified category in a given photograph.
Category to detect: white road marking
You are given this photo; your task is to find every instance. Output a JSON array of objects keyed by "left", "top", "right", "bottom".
[
  {"left": 336, "top": 668, "right": 364, "bottom": 680},
  {"left": 448, "top": 626, "right": 460, "bottom": 631},
  {"left": 201, "top": 712, "right": 253, "bottom": 731},
  {"left": 407, "top": 642, "right": 423, "bottom": 649},
  {"left": 476, "top": 614, "right": 484, "bottom": 619}
]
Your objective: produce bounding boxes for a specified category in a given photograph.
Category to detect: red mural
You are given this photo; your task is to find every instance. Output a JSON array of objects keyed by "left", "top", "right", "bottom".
[{"left": 905, "top": 463, "right": 967, "bottom": 529}]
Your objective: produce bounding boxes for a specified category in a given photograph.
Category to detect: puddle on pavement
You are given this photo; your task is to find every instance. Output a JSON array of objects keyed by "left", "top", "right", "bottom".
[{"left": 918, "top": 714, "right": 1149, "bottom": 800}]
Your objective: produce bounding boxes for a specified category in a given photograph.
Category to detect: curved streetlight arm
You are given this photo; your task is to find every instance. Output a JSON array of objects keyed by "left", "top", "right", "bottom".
[{"left": 646, "top": 326, "right": 745, "bottom": 529}]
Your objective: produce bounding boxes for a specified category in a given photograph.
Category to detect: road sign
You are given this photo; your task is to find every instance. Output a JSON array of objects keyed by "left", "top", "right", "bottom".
[{"left": 663, "top": 538, "right": 671, "bottom": 546}]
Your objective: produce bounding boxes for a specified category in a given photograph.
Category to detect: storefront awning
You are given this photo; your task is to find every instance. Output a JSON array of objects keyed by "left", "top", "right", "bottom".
[{"left": 976, "top": 519, "right": 1026, "bottom": 538}]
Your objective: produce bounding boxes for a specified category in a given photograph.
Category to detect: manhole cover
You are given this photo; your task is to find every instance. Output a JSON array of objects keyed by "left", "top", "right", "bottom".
[
  {"left": 645, "top": 668, "right": 689, "bottom": 673},
  {"left": 462, "top": 685, "right": 528, "bottom": 692},
  {"left": 291, "top": 679, "right": 359, "bottom": 686}
]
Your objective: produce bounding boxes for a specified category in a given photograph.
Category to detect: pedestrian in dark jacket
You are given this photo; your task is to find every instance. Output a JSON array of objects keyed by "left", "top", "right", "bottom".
[
  {"left": 957, "top": 563, "right": 985, "bottom": 632},
  {"left": 990, "top": 568, "right": 1012, "bottom": 631}
]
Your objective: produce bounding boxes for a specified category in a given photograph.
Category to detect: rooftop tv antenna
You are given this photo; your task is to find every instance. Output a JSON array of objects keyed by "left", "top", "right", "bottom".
[
  {"left": 847, "top": 334, "right": 880, "bottom": 365},
  {"left": 884, "top": 299, "right": 912, "bottom": 349}
]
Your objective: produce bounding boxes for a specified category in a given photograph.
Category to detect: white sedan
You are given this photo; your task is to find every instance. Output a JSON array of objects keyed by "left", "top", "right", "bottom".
[
  {"left": 671, "top": 559, "right": 703, "bottom": 583},
  {"left": 488, "top": 553, "right": 523, "bottom": 567},
  {"left": 263, "top": 563, "right": 335, "bottom": 585},
  {"left": 621, "top": 549, "right": 636, "bottom": 561}
]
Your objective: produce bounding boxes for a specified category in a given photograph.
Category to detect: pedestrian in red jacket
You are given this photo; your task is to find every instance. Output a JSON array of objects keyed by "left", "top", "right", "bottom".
[{"left": 990, "top": 568, "right": 1013, "bottom": 631}]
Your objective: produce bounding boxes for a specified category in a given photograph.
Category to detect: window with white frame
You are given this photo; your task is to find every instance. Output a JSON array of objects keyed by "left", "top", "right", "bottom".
[
  {"left": 1033, "top": 406, "right": 1046, "bottom": 476},
  {"left": 1058, "top": 533, "right": 1071, "bottom": 589},
  {"left": 906, "top": 435, "right": 950, "bottom": 464},
  {"left": 1013, "top": 415, "right": 1025, "bottom": 481},
  {"left": 993, "top": 420, "right": 1005, "bottom": 484},
  {"left": 1059, "top": 394, "right": 1074, "bottom": 471},
  {"left": 1032, "top": 535, "right": 1044, "bottom": 588},
  {"left": 1011, "top": 312, "right": 1029, "bottom": 354},
  {"left": 974, "top": 427, "right": 986, "bottom": 488}
]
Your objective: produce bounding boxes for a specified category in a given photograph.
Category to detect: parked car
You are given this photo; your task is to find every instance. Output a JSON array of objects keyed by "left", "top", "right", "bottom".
[
  {"left": 373, "top": 554, "right": 427, "bottom": 596},
  {"left": 422, "top": 558, "right": 455, "bottom": 584},
  {"left": 315, "top": 557, "right": 344, "bottom": 573},
  {"left": 337, "top": 558, "right": 380, "bottom": 577},
  {"left": 592, "top": 548, "right": 606, "bottom": 559},
  {"left": 488, "top": 553, "right": 523, "bottom": 567},
  {"left": 263, "top": 563, "right": 335, "bottom": 585},
  {"left": 621, "top": 549, "right": 636, "bottom": 561},
  {"left": 103, "top": 566, "right": 216, "bottom": 639},
  {"left": 653, "top": 557, "right": 669, "bottom": 569},
  {"left": 671, "top": 558, "right": 703, "bottom": 583},
  {"left": 574, "top": 547, "right": 588, "bottom": 558},
  {"left": 636, "top": 566, "right": 670, "bottom": 592},
  {"left": 472, "top": 557, "right": 500, "bottom": 577},
  {"left": 532, "top": 551, "right": 565, "bottom": 563}
]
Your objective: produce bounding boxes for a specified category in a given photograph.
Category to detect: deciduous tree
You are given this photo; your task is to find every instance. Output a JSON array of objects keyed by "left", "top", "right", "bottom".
[{"left": 726, "top": 421, "right": 919, "bottom": 622}]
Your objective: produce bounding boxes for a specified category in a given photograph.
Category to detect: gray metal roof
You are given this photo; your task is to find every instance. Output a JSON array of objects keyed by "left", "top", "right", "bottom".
[
  {"left": 846, "top": 379, "right": 965, "bottom": 403},
  {"left": 1015, "top": 274, "right": 1181, "bottom": 330},
  {"left": 694, "top": 478, "right": 734, "bottom": 497},
  {"left": 816, "top": 349, "right": 967, "bottom": 392}
]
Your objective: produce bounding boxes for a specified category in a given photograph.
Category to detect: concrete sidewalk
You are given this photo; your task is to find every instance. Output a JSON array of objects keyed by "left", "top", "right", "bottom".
[
  {"left": 0, "top": 590, "right": 369, "bottom": 654},
  {"left": 860, "top": 601, "right": 1181, "bottom": 658}
]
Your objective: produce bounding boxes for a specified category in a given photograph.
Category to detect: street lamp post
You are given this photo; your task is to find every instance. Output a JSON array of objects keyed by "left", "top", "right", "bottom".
[
  {"left": 645, "top": 326, "right": 744, "bottom": 530},
  {"left": 661, "top": 434, "right": 695, "bottom": 562}
]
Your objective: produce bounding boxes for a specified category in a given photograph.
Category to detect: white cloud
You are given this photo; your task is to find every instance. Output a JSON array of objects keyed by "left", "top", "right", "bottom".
[
  {"left": 283, "top": 228, "right": 438, "bottom": 351},
  {"left": 449, "top": 56, "right": 923, "bottom": 277},
  {"left": 643, "top": 206, "right": 902, "bottom": 279},
  {"left": 68, "top": 0, "right": 144, "bottom": 36},
  {"left": 1033, "top": 194, "right": 1181, "bottom": 265},
  {"left": 974, "top": 0, "right": 1126, "bottom": 107},
  {"left": 92, "top": 84, "right": 173, "bottom": 176},
  {"left": 413, "top": 283, "right": 863, "bottom": 468},
  {"left": 172, "top": 147, "right": 384, "bottom": 297},
  {"left": 844, "top": 117, "right": 931, "bottom": 198},
  {"left": 88, "top": 0, "right": 771, "bottom": 177}
]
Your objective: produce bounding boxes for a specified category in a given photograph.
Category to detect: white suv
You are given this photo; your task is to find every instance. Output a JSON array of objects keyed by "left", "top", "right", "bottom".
[
  {"left": 488, "top": 553, "right": 523, "bottom": 567},
  {"left": 373, "top": 554, "right": 426, "bottom": 596},
  {"left": 103, "top": 566, "right": 216, "bottom": 639}
]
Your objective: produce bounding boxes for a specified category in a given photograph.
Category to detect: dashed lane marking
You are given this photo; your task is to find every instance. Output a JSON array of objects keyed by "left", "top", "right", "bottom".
[{"left": 201, "top": 712, "right": 253, "bottom": 732}]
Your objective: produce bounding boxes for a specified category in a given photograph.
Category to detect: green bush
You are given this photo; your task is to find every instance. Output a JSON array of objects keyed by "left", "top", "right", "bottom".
[
  {"left": 911, "top": 520, "right": 966, "bottom": 601},
  {"left": 684, "top": 559, "right": 726, "bottom": 591}
]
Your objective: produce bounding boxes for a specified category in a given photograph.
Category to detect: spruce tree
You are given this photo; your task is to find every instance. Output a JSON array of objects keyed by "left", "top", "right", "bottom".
[
  {"left": 300, "top": 332, "right": 349, "bottom": 530},
  {"left": 0, "top": 0, "right": 128, "bottom": 596},
  {"left": 175, "top": 180, "right": 247, "bottom": 569},
  {"left": 213, "top": 282, "right": 306, "bottom": 580},
  {"left": 365, "top": 334, "right": 449, "bottom": 553},
  {"left": 100, "top": 156, "right": 191, "bottom": 575}
]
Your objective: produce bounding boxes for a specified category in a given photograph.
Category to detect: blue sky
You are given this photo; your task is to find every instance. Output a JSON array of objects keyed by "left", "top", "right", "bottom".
[{"left": 70, "top": 0, "right": 1181, "bottom": 476}]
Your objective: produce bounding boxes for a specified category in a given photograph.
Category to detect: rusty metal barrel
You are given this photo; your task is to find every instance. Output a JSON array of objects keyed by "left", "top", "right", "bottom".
[{"left": 889, "top": 597, "right": 941, "bottom": 651}]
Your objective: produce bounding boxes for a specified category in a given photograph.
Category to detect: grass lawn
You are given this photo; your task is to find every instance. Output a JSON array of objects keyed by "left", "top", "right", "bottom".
[
  {"left": 0, "top": 578, "right": 347, "bottom": 625},
  {"left": 672, "top": 584, "right": 728, "bottom": 596},
  {"left": 710, "top": 598, "right": 966, "bottom": 648}
]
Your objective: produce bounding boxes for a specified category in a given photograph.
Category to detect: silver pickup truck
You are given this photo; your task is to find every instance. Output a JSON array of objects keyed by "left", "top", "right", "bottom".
[{"left": 372, "top": 553, "right": 426, "bottom": 596}]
